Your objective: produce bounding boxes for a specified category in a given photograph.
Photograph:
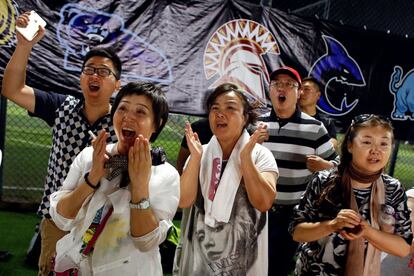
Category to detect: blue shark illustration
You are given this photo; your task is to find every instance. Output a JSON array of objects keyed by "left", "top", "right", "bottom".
[
  {"left": 389, "top": 66, "right": 414, "bottom": 120},
  {"left": 56, "top": 3, "right": 172, "bottom": 84},
  {"left": 309, "top": 35, "right": 366, "bottom": 116}
]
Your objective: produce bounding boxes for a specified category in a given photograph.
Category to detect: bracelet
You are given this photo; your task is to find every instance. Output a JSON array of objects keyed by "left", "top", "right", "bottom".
[{"left": 84, "top": 172, "right": 100, "bottom": 190}]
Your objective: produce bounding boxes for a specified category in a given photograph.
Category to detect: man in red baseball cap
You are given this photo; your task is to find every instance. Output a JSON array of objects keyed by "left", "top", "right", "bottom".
[
  {"left": 258, "top": 66, "right": 339, "bottom": 275},
  {"left": 268, "top": 66, "right": 302, "bottom": 119},
  {"left": 269, "top": 66, "right": 302, "bottom": 85}
]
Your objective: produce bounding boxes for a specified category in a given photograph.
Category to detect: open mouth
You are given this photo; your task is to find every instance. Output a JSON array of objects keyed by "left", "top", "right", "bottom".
[
  {"left": 278, "top": 95, "right": 286, "bottom": 103},
  {"left": 367, "top": 157, "right": 380, "bottom": 163},
  {"left": 216, "top": 123, "right": 227, "bottom": 128},
  {"left": 88, "top": 83, "right": 100, "bottom": 92},
  {"left": 122, "top": 128, "right": 136, "bottom": 138}
]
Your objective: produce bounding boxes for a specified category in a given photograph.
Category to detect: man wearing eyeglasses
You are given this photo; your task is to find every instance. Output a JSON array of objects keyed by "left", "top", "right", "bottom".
[
  {"left": 2, "top": 13, "right": 121, "bottom": 276},
  {"left": 259, "top": 66, "right": 339, "bottom": 275}
]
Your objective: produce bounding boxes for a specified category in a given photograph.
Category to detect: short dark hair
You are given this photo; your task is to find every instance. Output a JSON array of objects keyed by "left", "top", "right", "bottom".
[
  {"left": 111, "top": 81, "right": 169, "bottom": 142},
  {"left": 302, "top": 76, "right": 321, "bottom": 91},
  {"left": 206, "top": 83, "right": 258, "bottom": 128},
  {"left": 82, "top": 47, "right": 122, "bottom": 80}
]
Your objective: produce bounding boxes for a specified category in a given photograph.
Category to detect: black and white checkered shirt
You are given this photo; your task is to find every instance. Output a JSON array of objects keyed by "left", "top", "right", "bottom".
[{"left": 32, "top": 91, "right": 117, "bottom": 218}]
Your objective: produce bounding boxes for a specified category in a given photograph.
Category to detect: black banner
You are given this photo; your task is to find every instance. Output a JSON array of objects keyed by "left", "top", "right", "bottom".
[{"left": 1, "top": 0, "right": 413, "bottom": 139}]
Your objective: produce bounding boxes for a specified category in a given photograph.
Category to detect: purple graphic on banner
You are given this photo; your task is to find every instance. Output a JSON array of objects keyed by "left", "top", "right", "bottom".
[{"left": 56, "top": 3, "right": 172, "bottom": 84}]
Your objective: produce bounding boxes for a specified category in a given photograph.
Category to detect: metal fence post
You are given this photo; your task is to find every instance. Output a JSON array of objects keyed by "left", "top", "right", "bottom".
[
  {"left": 388, "top": 140, "right": 400, "bottom": 176},
  {"left": 0, "top": 96, "right": 7, "bottom": 197}
]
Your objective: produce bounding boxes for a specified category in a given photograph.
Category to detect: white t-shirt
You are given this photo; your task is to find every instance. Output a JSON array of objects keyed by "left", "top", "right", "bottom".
[{"left": 178, "top": 144, "right": 278, "bottom": 276}]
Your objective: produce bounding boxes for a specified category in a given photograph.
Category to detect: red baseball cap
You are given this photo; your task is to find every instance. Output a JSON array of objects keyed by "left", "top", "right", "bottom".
[{"left": 270, "top": 66, "right": 302, "bottom": 86}]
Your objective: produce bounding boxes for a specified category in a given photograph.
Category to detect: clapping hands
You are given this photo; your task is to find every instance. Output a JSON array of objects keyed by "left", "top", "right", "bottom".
[{"left": 185, "top": 122, "right": 203, "bottom": 160}]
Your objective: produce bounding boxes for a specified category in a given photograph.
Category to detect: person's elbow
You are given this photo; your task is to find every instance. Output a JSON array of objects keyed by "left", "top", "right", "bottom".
[
  {"left": 395, "top": 243, "right": 411, "bottom": 257},
  {"left": 292, "top": 230, "right": 306, "bottom": 242},
  {"left": 254, "top": 189, "right": 276, "bottom": 212},
  {"left": 292, "top": 227, "right": 313, "bottom": 243}
]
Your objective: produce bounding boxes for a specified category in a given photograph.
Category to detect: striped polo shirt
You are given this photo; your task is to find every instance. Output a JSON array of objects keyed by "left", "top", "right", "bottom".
[{"left": 261, "top": 108, "right": 339, "bottom": 206}]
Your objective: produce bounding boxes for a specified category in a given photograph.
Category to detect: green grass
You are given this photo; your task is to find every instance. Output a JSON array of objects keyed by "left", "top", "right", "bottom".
[
  {"left": 0, "top": 211, "right": 39, "bottom": 276},
  {"left": 391, "top": 142, "right": 414, "bottom": 188},
  {"left": 0, "top": 210, "right": 179, "bottom": 276}
]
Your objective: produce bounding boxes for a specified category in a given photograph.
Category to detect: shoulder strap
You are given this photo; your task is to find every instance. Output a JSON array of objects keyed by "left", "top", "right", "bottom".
[{"left": 82, "top": 206, "right": 113, "bottom": 256}]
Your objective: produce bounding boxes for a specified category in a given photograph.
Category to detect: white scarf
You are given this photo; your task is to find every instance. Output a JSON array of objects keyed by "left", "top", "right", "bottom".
[{"left": 199, "top": 129, "right": 250, "bottom": 227}]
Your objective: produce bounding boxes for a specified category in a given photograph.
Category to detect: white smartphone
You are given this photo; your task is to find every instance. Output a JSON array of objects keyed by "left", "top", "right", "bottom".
[{"left": 15, "top": 11, "right": 47, "bottom": 41}]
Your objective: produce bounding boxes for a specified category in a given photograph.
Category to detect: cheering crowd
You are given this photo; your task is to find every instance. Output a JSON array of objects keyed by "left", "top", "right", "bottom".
[{"left": 1, "top": 12, "right": 413, "bottom": 276}]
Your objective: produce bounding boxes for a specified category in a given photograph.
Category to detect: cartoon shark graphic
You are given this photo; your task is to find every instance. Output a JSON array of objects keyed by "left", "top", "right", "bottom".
[
  {"left": 389, "top": 66, "right": 414, "bottom": 120},
  {"left": 309, "top": 35, "right": 366, "bottom": 116}
]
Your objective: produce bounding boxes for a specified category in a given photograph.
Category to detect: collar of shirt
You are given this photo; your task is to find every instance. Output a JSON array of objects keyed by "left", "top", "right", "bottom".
[{"left": 269, "top": 105, "right": 302, "bottom": 128}]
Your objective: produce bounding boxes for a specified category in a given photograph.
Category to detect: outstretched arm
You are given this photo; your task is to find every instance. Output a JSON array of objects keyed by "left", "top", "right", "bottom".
[{"left": 2, "top": 12, "right": 46, "bottom": 112}]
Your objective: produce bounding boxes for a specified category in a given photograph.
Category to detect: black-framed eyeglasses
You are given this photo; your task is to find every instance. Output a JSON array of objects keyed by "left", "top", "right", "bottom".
[
  {"left": 351, "top": 114, "right": 392, "bottom": 126},
  {"left": 270, "top": 81, "right": 299, "bottom": 89},
  {"left": 82, "top": 66, "right": 116, "bottom": 78}
]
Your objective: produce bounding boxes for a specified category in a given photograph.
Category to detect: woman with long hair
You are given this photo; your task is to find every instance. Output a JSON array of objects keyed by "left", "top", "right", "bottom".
[{"left": 290, "top": 114, "right": 412, "bottom": 276}]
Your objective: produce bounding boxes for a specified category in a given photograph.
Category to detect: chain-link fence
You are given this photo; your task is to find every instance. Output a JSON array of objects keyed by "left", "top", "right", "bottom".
[
  {"left": 1, "top": 101, "right": 414, "bottom": 205},
  {"left": 0, "top": 101, "right": 202, "bottom": 204}
]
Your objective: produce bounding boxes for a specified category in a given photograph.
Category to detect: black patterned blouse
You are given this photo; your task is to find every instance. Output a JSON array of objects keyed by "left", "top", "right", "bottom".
[{"left": 289, "top": 170, "right": 413, "bottom": 276}]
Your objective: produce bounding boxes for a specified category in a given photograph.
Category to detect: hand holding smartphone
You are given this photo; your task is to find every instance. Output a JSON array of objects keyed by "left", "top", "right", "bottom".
[{"left": 15, "top": 11, "right": 46, "bottom": 41}]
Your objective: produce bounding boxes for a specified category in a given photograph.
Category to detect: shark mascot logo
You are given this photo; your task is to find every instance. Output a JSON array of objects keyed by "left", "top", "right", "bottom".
[
  {"left": 57, "top": 3, "right": 172, "bottom": 84},
  {"left": 0, "top": 0, "right": 17, "bottom": 47},
  {"left": 389, "top": 66, "right": 414, "bottom": 120},
  {"left": 203, "top": 19, "right": 280, "bottom": 106},
  {"left": 309, "top": 35, "right": 366, "bottom": 116}
]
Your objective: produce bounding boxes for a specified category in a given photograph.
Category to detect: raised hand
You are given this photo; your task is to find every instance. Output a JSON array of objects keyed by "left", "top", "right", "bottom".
[
  {"left": 15, "top": 12, "right": 45, "bottom": 46},
  {"left": 89, "top": 130, "right": 110, "bottom": 184},
  {"left": 185, "top": 121, "right": 203, "bottom": 160},
  {"left": 128, "top": 135, "right": 152, "bottom": 193},
  {"left": 240, "top": 124, "right": 264, "bottom": 160},
  {"left": 256, "top": 122, "right": 269, "bottom": 144}
]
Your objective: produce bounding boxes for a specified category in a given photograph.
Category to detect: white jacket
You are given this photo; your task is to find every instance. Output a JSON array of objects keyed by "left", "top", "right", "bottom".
[{"left": 50, "top": 144, "right": 180, "bottom": 276}]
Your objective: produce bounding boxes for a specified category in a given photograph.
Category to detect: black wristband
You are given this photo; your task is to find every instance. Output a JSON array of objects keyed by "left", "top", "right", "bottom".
[{"left": 84, "top": 172, "right": 100, "bottom": 190}]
